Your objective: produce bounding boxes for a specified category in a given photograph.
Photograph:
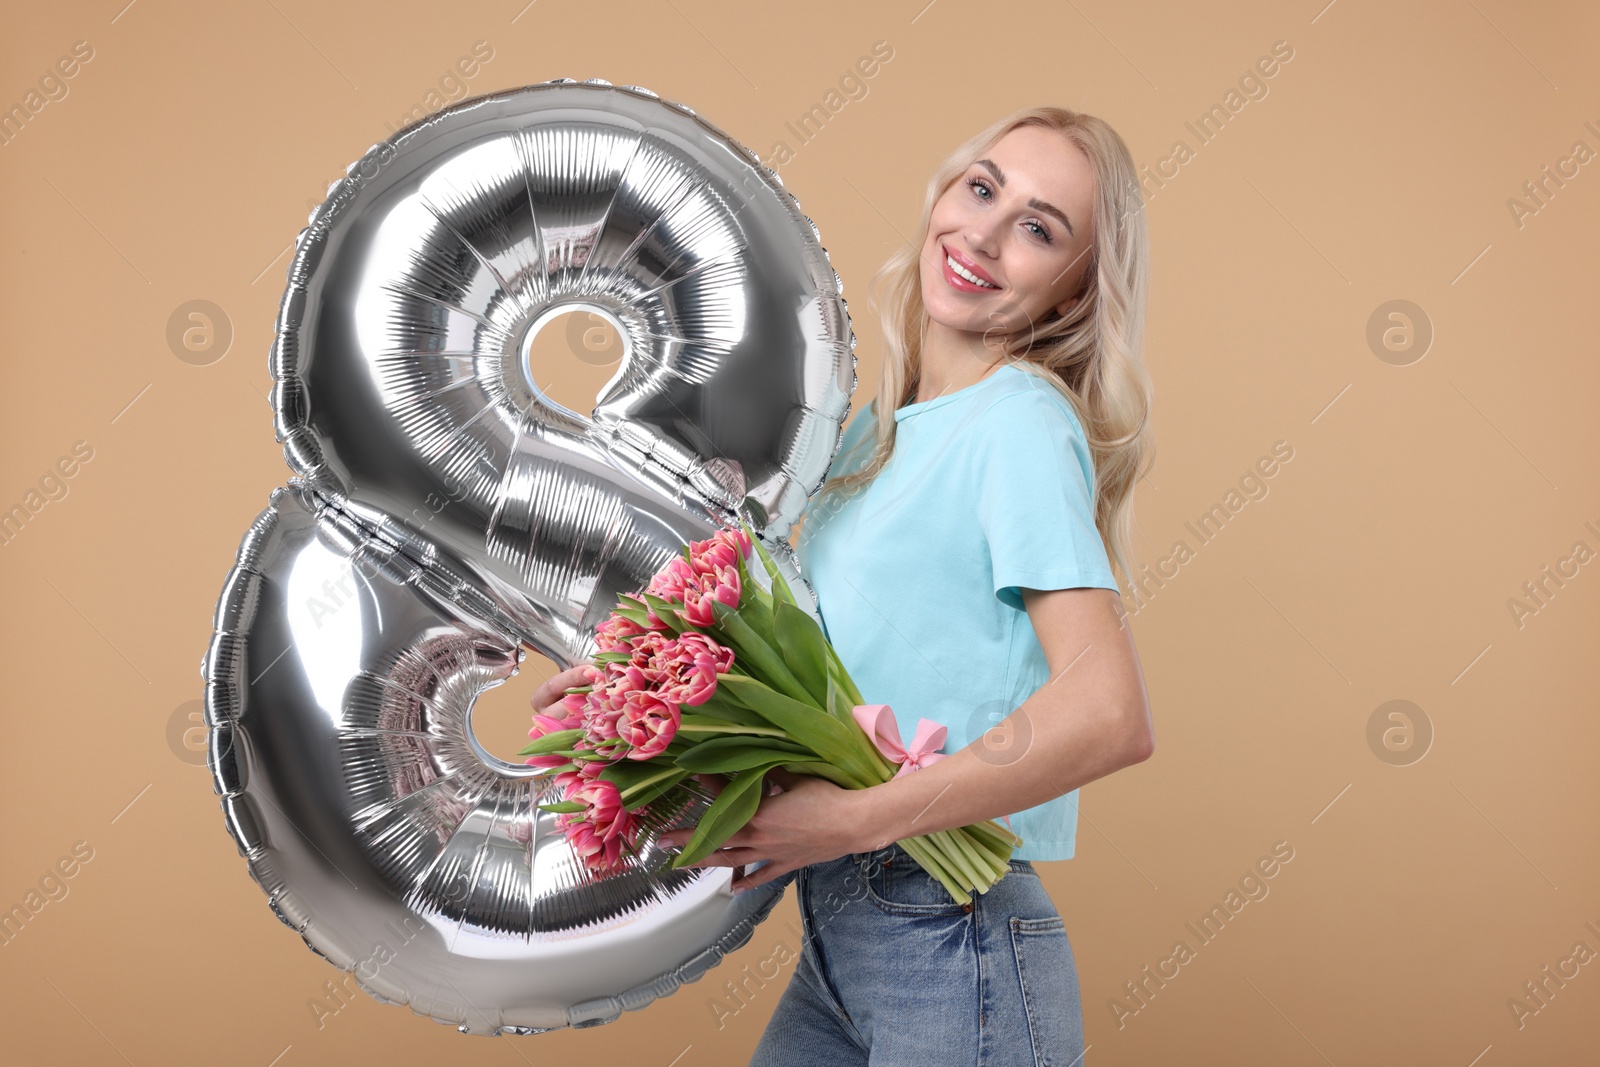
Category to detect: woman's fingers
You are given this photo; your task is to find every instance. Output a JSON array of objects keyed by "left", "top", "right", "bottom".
[
  {"left": 766, "top": 767, "right": 802, "bottom": 792},
  {"left": 658, "top": 775, "right": 729, "bottom": 852},
  {"left": 693, "top": 773, "right": 728, "bottom": 797},
  {"left": 529, "top": 663, "right": 594, "bottom": 713}
]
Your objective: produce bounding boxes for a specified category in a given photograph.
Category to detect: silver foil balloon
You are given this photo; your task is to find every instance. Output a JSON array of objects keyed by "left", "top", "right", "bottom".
[
  {"left": 204, "top": 485, "right": 793, "bottom": 1034},
  {"left": 271, "top": 76, "right": 855, "bottom": 654},
  {"left": 204, "top": 78, "right": 857, "bottom": 1035}
]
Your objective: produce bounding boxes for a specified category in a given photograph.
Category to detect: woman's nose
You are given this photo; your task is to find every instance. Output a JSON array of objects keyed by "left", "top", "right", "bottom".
[{"left": 965, "top": 219, "right": 1003, "bottom": 260}]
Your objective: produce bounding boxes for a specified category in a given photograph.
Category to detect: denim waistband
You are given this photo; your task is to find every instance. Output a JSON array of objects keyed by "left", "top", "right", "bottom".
[{"left": 849, "top": 840, "right": 1036, "bottom": 877}]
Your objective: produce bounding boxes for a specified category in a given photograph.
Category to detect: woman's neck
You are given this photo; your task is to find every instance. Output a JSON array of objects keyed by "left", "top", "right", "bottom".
[{"left": 914, "top": 318, "right": 1008, "bottom": 404}]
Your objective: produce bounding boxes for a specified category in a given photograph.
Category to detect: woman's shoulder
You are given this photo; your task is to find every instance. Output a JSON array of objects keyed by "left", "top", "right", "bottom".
[{"left": 971, "top": 365, "right": 1090, "bottom": 447}]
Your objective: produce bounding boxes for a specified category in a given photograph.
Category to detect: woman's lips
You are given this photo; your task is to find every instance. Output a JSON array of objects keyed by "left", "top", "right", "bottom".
[{"left": 940, "top": 244, "right": 1000, "bottom": 293}]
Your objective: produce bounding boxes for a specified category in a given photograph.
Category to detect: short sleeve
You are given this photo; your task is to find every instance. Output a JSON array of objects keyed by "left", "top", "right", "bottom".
[{"left": 974, "top": 389, "right": 1120, "bottom": 611}]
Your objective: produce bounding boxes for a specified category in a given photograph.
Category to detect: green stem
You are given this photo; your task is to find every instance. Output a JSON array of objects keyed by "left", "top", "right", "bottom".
[
  {"left": 617, "top": 766, "right": 686, "bottom": 804},
  {"left": 932, "top": 828, "right": 985, "bottom": 890},
  {"left": 523, "top": 748, "right": 598, "bottom": 761},
  {"left": 963, "top": 817, "right": 1023, "bottom": 855},
  {"left": 898, "top": 834, "right": 970, "bottom": 904},
  {"left": 915, "top": 835, "right": 966, "bottom": 887},
  {"left": 965, "top": 830, "right": 1012, "bottom": 877},
  {"left": 959, "top": 828, "right": 1018, "bottom": 893}
]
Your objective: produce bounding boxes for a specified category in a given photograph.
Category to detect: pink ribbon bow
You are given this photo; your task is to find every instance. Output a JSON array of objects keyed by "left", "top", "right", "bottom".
[{"left": 851, "top": 704, "right": 948, "bottom": 779}]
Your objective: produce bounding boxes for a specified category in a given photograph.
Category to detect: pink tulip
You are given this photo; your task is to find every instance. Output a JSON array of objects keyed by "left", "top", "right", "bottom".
[
  {"left": 678, "top": 562, "right": 742, "bottom": 628},
  {"left": 560, "top": 756, "right": 605, "bottom": 790},
  {"left": 650, "top": 631, "right": 734, "bottom": 706},
  {"left": 562, "top": 819, "right": 621, "bottom": 873},
  {"left": 530, "top": 711, "right": 579, "bottom": 736},
  {"left": 643, "top": 604, "right": 680, "bottom": 633},
  {"left": 644, "top": 557, "right": 696, "bottom": 605},
  {"left": 548, "top": 683, "right": 613, "bottom": 761},
  {"left": 607, "top": 661, "right": 654, "bottom": 700},
  {"left": 679, "top": 629, "right": 736, "bottom": 671},
  {"left": 688, "top": 527, "right": 752, "bottom": 573},
  {"left": 562, "top": 816, "right": 642, "bottom": 875},
  {"left": 549, "top": 758, "right": 601, "bottom": 813},
  {"left": 595, "top": 610, "right": 648, "bottom": 653},
  {"left": 525, "top": 670, "right": 594, "bottom": 769},
  {"left": 596, "top": 596, "right": 674, "bottom": 652},
  {"left": 523, "top": 709, "right": 585, "bottom": 769},
  {"left": 573, "top": 662, "right": 676, "bottom": 760},
  {"left": 625, "top": 631, "right": 676, "bottom": 676},
  {"left": 578, "top": 692, "right": 625, "bottom": 753},
  {"left": 557, "top": 663, "right": 608, "bottom": 720},
  {"left": 555, "top": 766, "right": 642, "bottom": 875},
  {"left": 617, "top": 690, "right": 681, "bottom": 760},
  {"left": 646, "top": 526, "right": 752, "bottom": 618},
  {"left": 564, "top": 774, "right": 629, "bottom": 836}
]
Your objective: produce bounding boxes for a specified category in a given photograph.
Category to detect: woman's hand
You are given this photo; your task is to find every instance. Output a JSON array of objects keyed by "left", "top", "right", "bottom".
[
  {"left": 658, "top": 769, "right": 875, "bottom": 893},
  {"left": 529, "top": 663, "right": 595, "bottom": 717}
]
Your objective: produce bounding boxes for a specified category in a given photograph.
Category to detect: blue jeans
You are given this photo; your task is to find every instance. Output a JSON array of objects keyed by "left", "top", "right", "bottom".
[{"left": 748, "top": 842, "right": 1086, "bottom": 1066}]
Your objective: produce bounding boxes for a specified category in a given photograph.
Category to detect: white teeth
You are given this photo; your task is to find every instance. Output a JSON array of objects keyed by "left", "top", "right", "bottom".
[{"left": 947, "top": 254, "right": 996, "bottom": 288}]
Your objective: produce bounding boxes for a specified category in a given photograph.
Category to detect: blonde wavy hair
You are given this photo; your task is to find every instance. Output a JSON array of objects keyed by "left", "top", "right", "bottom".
[{"left": 815, "top": 106, "right": 1155, "bottom": 596}]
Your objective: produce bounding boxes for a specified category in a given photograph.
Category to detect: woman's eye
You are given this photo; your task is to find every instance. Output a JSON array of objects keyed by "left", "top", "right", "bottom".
[{"left": 967, "top": 177, "right": 1052, "bottom": 243}]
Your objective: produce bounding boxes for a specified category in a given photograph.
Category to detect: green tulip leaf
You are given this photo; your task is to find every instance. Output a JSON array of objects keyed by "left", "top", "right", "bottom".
[
  {"left": 748, "top": 528, "right": 797, "bottom": 607},
  {"left": 535, "top": 800, "right": 585, "bottom": 814},
  {"left": 676, "top": 738, "right": 818, "bottom": 774},
  {"left": 517, "top": 727, "right": 583, "bottom": 757},
  {"left": 670, "top": 762, "right": 789, "bottom": 868},
  {"left": 774, "top": 599, "right": 830, "bottom": 705},
  {"left": 714, "top": 674, "right": 872, "bottom": 783}
]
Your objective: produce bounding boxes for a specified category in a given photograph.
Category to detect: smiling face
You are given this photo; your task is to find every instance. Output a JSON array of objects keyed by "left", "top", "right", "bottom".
[{"left": 919, "top": 124, "right": 1099, "bottom": 340}]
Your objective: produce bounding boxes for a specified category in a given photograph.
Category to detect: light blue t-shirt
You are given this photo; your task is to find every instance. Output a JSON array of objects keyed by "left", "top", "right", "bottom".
[{"left": 793, "top": 362, "right": 1121, "bottom": 862}]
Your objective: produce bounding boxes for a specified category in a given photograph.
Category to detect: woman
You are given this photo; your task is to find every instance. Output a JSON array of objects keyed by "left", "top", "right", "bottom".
[{"left": 537, "top": 105, "right": 1155, "bottom": 1064}]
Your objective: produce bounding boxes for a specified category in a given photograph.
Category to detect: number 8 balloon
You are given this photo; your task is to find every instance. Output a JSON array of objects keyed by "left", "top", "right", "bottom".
[{"left": 202, "top": 79, "right": 855, "bottom": 1035}]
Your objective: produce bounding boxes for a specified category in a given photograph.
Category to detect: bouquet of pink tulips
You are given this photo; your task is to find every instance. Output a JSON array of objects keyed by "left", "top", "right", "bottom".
[{"left": 518, "top": 521, "right": 1023, "bottom": 905}]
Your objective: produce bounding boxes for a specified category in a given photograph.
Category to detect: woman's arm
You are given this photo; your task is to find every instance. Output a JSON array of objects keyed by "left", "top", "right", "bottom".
[
  {"left": 851, "top": 585, "right": 1153, "bottom": 852},
  {"left": 658, "top": 585, "right": 1153, "bottom": 889}
]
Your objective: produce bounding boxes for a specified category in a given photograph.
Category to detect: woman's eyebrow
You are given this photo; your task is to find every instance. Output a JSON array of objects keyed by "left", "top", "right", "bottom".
[{"left": 975, "top": 158, "right": 1076, "bottom": 238}]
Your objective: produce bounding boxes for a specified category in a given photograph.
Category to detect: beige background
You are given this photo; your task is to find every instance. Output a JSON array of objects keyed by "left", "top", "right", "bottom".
[{"left": 2, "top": 0, "right": 1597, "bottom": 1064}]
